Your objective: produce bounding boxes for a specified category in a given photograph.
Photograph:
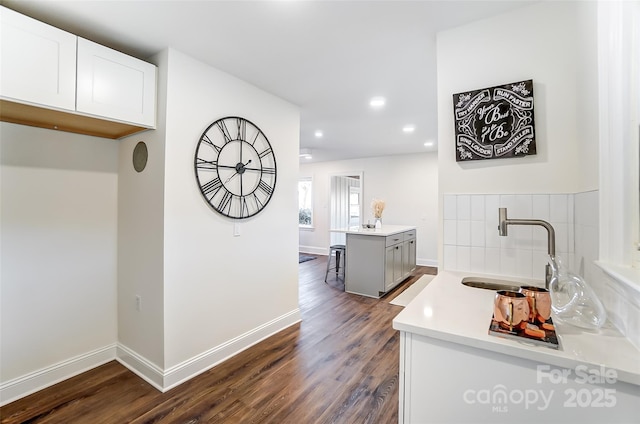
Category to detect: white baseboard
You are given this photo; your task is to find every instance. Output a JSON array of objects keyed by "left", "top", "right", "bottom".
[
  {"left": 115, "top": 344, "right": 165, "bottom": 391},
  {"left": 1, "top": 309, "right": 302, "bottom": 405},
  {"left": 162, "top": 308, "right": 301, "bottom": 391},
  {"left": 299, "top": 245, "right": 328, "bottom": 256},
  {"left": 0, "top": 344, "right": 117, "bottom": 407},
  {"left": 417, "top": 258, "right": 439, "bottom": 267}
]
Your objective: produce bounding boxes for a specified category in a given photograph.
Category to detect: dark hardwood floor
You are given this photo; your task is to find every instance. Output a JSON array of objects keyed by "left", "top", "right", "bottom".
[{"left": 1, "top": 256, "right": 436, "bottom": 424}]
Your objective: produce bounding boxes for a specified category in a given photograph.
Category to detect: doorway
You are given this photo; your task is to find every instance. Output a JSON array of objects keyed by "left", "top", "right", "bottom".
[{"left": 330, "top": 173, "right": 363, "bottom": 246}]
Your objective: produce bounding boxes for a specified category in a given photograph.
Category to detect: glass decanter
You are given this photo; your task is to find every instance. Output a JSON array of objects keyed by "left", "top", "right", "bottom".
[{"left": 548, "top": 256, "right": 607, "bottom": 330}]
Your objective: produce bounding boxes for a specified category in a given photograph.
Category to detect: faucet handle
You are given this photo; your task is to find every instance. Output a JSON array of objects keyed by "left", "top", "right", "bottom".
[{"left": 498, "top": 207, "right": 509, "bottom": 236}]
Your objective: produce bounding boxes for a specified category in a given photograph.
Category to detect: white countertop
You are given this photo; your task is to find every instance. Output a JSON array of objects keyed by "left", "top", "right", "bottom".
[
  {"left": 330, "top": 224, "right": 416, "bottom": 237},
  {"left": 392, "top": 270, "right": 640, "bottom": 385}
]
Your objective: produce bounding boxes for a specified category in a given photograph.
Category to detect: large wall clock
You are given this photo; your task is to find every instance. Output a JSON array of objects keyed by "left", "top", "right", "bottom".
[{"left": 194, "top": 116, "right": 277, "bottom": 219}]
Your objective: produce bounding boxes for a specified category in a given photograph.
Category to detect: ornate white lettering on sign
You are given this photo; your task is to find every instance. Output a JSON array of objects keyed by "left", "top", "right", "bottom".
[{"left": 453, "top": 80, "right": 536, "bottom": 162}]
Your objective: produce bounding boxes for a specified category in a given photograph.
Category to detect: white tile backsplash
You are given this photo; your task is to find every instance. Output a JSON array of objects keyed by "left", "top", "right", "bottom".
[
  {"left": 532, "top": 250, "right": 549, "bottom": 281},
  {"left": 443, "top": 191, "right": 640, "bottom": 350},
  {"left": 456, "top": 246, "right": 471, "bottom": 272},
  {"left": 499, "top": 194, "right": 516, "bottom": 213},
  {"left": 532, "top": 194, "right": 550, "bottom": 221},
  {"left": 577, "top": 190, "right": 598, "bottom": 226},
  {"left": 470, "top": 247, "right": 485, "bottom": 273},
  {"left": 554, "top": 222, "right": 569, "bottom": 255},
  {"left": 511, "top": 225, "right": 533, "bottom": 249},
  {"left": 485, "top": 248, "right": 501, "bottom": 274},
  {"left": 444, "top": 195, "right": 457, "bottom": 220},
  {"left": 485, "top": 220, "right": 501, "bottom": 248},
  {"left": 457, "top": 195, "right": 471, "bottom": 220},
  {"left": 444, "top": 193, "right": 576, "bottom": 281},
  {"left": 470, "top": 195, "right": 485, "bottom": 221},
  {"left": 515, "top": 249, "right": 533, "bottom": 278},
  {"left": 470, "top": 220, "right": 485, "bottom": 247},
  {"left": 550, "top": 194, "right": 569, "bottom": 223},
  {"left": 500, "top": 248, "right": 518, "bottom": 276},
  {"left": 484, "top": 195, "right": 500, "bottom": 225},
  {"left": 456, "top": 220, "right": 471, "bottom": 246},
  {"left": 443, "top": 220, "right": 457, "bottom": 245},
  {"left": 443, "top": 244, "right": 457, "bottom": 270},
  {"left": 514, "top": 194, "right": 533, "bottom": 217},
  {"left": 532, "top": 225, "right": 548, "bottom": 251}
]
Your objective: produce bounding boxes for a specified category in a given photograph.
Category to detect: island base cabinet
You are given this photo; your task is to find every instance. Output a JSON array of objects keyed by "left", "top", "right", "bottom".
[
  {"left": 345, "top": 229, "right": 416, "bottom": 298},
  {"left": 345, "top": 234, "right": 387, "bottom": 298},
  {"left": 399, "top": 331, "right": 640, "bottom": 423}
]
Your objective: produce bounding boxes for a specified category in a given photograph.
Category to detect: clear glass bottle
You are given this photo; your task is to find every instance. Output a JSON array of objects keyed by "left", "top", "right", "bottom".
[{"left": 548, "top": 256, "right": 607, "bottom": 330}]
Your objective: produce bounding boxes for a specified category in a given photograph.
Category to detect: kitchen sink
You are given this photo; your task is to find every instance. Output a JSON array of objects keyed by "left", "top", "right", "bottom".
[{"left": 461, "top": 276, "right": 521, "bottom": 291}]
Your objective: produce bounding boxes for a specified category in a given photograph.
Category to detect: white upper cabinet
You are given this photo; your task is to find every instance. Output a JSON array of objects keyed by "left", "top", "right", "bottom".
[
  {"left": 76, "top": 38, "right": 156, "bottom": 128},
  {"left": 0, "top": 6, "right": 156, "bottom": 137},
  {"left": 0, "top": 6, "right": 77, "bottom": 111}
]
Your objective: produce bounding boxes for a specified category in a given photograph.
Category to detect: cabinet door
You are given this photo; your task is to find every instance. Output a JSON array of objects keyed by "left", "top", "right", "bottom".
[
  {"left": 403, "top": 238, "right": 417, "bottom": 277},
  {"left": 393, "top": 244, "right": 403, "bottom": 283},
  {"left": 0, "top": 6, "right": 76, "bottom": 111},
  {"left": 384, "top": 245, "right": 395, "bottom": 290},
  {"left": 402, "top": 240, "right": 411, "bottom": 278},
  {"left": 408, "top": 238, "right": 417, "bottom": 272},
  {"left": 76, "top": 38, "right": 156, "bottom": 127}
]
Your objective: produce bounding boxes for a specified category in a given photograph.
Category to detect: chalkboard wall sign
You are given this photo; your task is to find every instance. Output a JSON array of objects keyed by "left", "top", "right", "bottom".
[{"left": 453, "top": 79, "right": 536, "bottom": 162}]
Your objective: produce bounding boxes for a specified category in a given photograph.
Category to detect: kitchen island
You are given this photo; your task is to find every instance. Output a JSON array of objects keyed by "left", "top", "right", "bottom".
[
  {"left": 331, "top": 225, "right": 416, "bottom": 298},
  {"left": 392, "top": 271, "right": 640, "bottom": 423}
]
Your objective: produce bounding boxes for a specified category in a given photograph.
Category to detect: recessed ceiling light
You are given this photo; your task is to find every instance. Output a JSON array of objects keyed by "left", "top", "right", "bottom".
[
  {"left": 424, "top": 141, "right": 434, "bottom": 147},
  {"left": 402, "top": 125, "right": 415, "bottom": 133},
  {"left": 314, "top": 130, "right": 323, "bottom": 138},
  {"left": 369, "top": 97, "right": 386, "bottom": 108}
]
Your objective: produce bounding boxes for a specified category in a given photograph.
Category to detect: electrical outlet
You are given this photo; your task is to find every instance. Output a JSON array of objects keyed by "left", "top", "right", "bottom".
[{"left": 135, "top": 295, "right": 142, "bottom": 312}]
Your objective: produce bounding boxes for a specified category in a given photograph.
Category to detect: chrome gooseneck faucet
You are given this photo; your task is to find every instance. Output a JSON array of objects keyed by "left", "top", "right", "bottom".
[{"left": 498, "top": 207, "right": 556, "bottom": 289}]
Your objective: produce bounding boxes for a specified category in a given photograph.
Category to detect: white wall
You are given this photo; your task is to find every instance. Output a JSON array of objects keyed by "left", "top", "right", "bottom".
[
  {"left": 117, "top": 50, "right": 167, "bottom": 373},
  {"left": 1, "top": 45, "right": 302, "bottom": 400},
  {"left": 299, "top": 153, "right": 438, "bottom": 266},
  {"left": 161, "top": 49, "right": 301, "bottom": 374},
  {"left": 0, "top": 123, "right": 118, "bottom": 398},
  {"left": 436, "top": 1, "right": 599, "bottom": 265}
]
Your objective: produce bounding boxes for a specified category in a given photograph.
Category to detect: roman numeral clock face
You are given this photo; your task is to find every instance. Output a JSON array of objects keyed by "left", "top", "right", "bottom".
[{"left": 194, "top": 117, "right": 277, "bottom": 219}]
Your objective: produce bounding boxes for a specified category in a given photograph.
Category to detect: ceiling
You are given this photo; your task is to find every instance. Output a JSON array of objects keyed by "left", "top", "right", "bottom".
[{"left": 3, "top": 0, "right": 535, "bottom": 163}]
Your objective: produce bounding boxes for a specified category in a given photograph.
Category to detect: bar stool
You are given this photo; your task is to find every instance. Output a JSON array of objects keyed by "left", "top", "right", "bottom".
[{"left": 325, "top": 244, "right": 346, "bottom": 282}]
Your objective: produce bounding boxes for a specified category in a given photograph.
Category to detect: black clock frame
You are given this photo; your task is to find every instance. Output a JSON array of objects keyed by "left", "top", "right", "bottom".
[{"left": 194, "top": 116, "right": 277, "bottom": 219}]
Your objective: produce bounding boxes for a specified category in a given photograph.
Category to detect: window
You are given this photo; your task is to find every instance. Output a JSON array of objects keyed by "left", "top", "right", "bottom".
[
  {"left": 298, "top": 177, "right": 313, "bottom": 227},
  {"left": 596, "top": 0, "right": 640, "bottom": 284}
]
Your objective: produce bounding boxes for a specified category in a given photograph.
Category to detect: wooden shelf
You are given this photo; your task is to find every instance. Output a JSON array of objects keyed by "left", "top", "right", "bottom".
[{"left": 0, "top": 99, "right": 151, "bottom": 139}]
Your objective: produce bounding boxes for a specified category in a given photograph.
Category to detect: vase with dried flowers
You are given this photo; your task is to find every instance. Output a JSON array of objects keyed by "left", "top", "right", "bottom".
[{"left": 371, "top": 199, "right": 386, "bottom": 229}]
